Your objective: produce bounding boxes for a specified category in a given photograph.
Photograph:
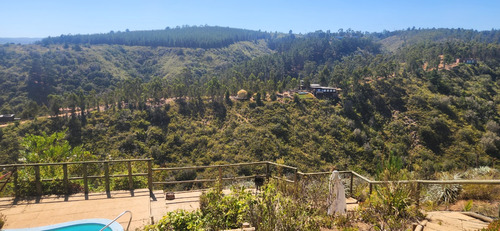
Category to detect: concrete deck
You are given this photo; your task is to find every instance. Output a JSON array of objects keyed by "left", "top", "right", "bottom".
[
  {"left": 0, "top": 188, "right": 359, "bottom": 230},
  {"left": 0, "top": 189, "right": 161, "bottom": 230},
  {"left": 424, "top": 211, "right": 489, "bottom": 231}
]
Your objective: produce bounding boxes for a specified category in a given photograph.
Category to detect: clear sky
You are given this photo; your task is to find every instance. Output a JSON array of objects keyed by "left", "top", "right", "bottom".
[{"left": 1, "top": 0, "right": 499, "bottom": 38}]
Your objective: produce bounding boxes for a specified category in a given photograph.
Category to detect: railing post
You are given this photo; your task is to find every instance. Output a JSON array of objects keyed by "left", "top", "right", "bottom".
[
  {"left": 147, "top": 160, "right": 153, "bottom": 198},
  {"left": 218, "top": 166, "right": 223, "bottom": 191},
  {"left": 294, "top": 168, "right": 299, "bottom": 197},
  {"left": 415, "top": 182, "right": 421, "bottom": 209},
  {"left": 13, "top": 166, "right": 18, "bottom": 197},
  {"left": 83, "top": 163, "right": 89, "bottom": 200},
  {"left": 104, "top": 161, "right": 111, "bottom": 198},
  {"left": 294, "top": 168, "right": 298, "bottom": 184},
  {"left": 350, "top": 172, "right": 354, "bottom": 198},
  {"left": 63, "top": 164, "right": 69, "bottom": 196},
  {"left": 127, "top": 161, "right": 134, "bottom": 196},
  {"left": 369, "top": 183, "right": 373, "bottom": 196},
  {"left": 266, "top": 162, "right": 270, "bottom": 180},
  {"left": 34, "top": 165, "right": 42, "bottom": 198}
]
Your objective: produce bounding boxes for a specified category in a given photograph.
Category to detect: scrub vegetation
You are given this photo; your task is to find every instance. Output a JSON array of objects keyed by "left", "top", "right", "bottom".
[{"left": 1, "top": 26, "right": 500, "bottom": 229}]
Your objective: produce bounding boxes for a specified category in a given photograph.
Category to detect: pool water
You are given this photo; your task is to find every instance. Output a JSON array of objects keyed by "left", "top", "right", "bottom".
[
  {"left": 45, "top": 223, "right": 112, "bottom": 231},
  {"left": 4, "top": 218, "right": 123, "bottom": 231}
]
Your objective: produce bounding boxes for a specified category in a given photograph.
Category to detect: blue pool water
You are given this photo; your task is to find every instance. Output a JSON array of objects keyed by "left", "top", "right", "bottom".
[
  {"left": 4, "top": 218, "right": 123, "bottom": 231},
  {"left": 45, "top": 223, "right": 112, "bottom": 231}
]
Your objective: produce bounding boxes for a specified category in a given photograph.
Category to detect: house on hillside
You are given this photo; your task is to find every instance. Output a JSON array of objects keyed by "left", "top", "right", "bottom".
[
  {"left": 0, "top": 114, "right": 16, "bottom": 123},
  {"left": 309, "top": 84, "right": 339, "bottom": 99},
  {"left": 456, "top": 58, "right": 477, "bottom": 65}
]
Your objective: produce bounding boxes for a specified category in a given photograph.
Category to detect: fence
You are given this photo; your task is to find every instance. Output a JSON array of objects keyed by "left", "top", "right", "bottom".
[
  {"left": 297, "top": 170, "right": 500, "bottom": 216},
  {"left": 1, "top": 159, "right": 500, "bottom": 210},
  {"left": 0, "top": 159, "right": 152, "bottom": 199},
  {"left": 0, "top": 160, "right": 299, "bottom": 200}
]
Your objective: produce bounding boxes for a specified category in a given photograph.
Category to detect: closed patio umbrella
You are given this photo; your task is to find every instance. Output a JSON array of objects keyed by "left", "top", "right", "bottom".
[{"left": 327, "top": 170, "right": 346, "bottom": 215}]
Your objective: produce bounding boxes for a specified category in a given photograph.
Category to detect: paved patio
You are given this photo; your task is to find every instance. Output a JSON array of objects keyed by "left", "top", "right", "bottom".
[
  {"left": 0, "top": 188, "right": 243, "bottom": 230},
  {"left": 0, "top": 188, "right": 379, "bottom": 230},
  {"left": 0, "top": 189, "right": 161, "bottom": 230},
  {"left": 423, "top": 211, "right": 489, "bottom": 231}
]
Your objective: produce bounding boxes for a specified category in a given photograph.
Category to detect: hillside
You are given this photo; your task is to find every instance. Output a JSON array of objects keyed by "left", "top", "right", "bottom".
[
  {"left": 0, "top": 37, "right": 41, "bottom": 45},
  {"left": 39, "top": 26, "right": 271, "bottom": 48},
  {"left": 0, "top": 27, "right": 499, "bottom": 178},
  {"left": 0, "top": 39, "right": 272, "bottom": 115}
]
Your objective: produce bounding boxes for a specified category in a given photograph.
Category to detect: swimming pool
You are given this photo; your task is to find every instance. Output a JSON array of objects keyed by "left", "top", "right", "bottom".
[{"left": 3, "top": 218, "right": 124, "bottom": 231}]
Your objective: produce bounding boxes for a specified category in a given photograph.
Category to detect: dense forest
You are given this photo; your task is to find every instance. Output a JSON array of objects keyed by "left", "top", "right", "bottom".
[
  {"left": 39, "top": 26, "right": 271, "bottom": 48},
  {"left": 0, "top": 26, "right": 499, "bottom": 178}
]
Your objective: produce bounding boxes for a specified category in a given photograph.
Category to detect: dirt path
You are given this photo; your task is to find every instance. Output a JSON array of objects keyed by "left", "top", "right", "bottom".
[{"left": 0, "top": 97, "right": 182, "bottom": 128}]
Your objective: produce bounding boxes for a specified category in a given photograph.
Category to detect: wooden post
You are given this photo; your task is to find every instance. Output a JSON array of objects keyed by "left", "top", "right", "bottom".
[
  {"left": 350, "top": 172, "right": 354, "bottom": 198},
  {"left": 63, "top": 164, "right": 69, "bottom": 195},
  {"left": 83, "top": 163, "right": 89, "bottom": 200},
  {"left": 147, "top": 160, "right": 153, "bottom": 198},
  {"left": 265, "top": 162, "right": 270, "bottom": 180},
  {"left": 218, "top": 166, "right": 223, "bottom": 191},
  {"left": 294, "top": 168, "right": 298, "bottom": 184},
  {"left": 127, "top": 161, "right": 134, "bottom": 196},
  {"left": 294, "top": 168, "right": 299, "bottom": 197},
  {"left": 415, "top": 182, "right": 421, "bottom": 209},
  {"left": 34, "top": 165, "right": 42, "bottom": 198},
  {"left": 369, "top": 183, "right": 373, "bottom": 196},
  {"left": 104, "top": 162, "right": 110, "bottom": 198},
  {"left": 13, "top": 166, "right": 18, "bottom": 197}
]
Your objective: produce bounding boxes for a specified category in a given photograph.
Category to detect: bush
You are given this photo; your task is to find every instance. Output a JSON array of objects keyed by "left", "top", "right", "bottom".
[
  {"left": 112, "top": 176, "right": 147, "bottom": 191},
  {"left": 144, "top": 210, "right": 203, "bottom": 231},
  {"left": 200, "top": 185, "right": 253, "bottom": 230},
  {"left": 360, "top": 181, "right": 422, "bottom": 230},
  {"left": 359, "top": 162, "right": 424, "bottom": 230},
  {"left": 249, "top": 181, "right": 321, "bottom": 231},
  {"left": 461, "top": 167, "right": 500, "bottom": 200},
  {"left": 482, "top": 219, "right": 500, "bottom": 231}
]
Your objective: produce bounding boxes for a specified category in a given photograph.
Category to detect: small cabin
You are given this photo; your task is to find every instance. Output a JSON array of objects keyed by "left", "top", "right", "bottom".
[
  {"left": 309, "top": 84, "right": 338, "bottom": 99},
  {"left": 456, "top": 58, "right": 477, "bottom": 65},
  {"left": 0, "top": 114, "right": 15, "bottom": 123}
]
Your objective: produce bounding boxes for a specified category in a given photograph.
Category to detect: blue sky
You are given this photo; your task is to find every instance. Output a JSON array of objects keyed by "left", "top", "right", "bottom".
[{"left": 1, "top": 0, "right": 499, "bottom": 38}]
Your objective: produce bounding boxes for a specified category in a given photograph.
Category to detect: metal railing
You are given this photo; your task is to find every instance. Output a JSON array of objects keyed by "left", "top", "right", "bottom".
[{"left": 100, "top": 210, "right": 132, "bottom": 231}]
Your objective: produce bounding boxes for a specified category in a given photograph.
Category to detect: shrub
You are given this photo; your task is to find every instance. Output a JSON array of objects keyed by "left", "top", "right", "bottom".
[
  {"left": 144, "top": 210, "right": 203, "bottom": 231},
  {"left": 463, "top": 200, "right": 473, "bottom": 212},
  {"left": 249, "top": 181, "right": 321, "bottom": 231},
  {"left": 112, "top": 176, "right": 147, "bottom": 191},
  {"left": 424, "top": 172, "right": 461, "bottom": 206},
  {"left": 359, "top": 160, "right": 424, "bottom": 230},
  {"left": 199, "top": 185, "right": 253, "bottom": 230},
  {"left": 481, "top": 219, "right": 500, "bottom": 231},
  {"left": 360, "top": 181, "right": 422, "bottom": 230},
  {"left": 461, "top": 167, "right": 500, "bottom": 200}
]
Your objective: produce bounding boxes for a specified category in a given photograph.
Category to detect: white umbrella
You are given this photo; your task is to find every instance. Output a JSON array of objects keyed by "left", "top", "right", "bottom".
[{"left": 327, "top": 170, "right": 346, "bottom": 215}]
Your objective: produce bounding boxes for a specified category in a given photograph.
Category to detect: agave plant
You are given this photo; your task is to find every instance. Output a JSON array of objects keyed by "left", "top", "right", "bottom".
[{"left": 423, "top": 172, "right": 461, "bottom": 206}]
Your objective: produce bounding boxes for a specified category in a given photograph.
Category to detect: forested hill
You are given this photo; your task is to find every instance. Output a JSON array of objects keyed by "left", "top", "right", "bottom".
[
  {"left": 375, "top": 28, "right": 500, "bottom": 52},
  {"left": 39, "top": 26, "right": 271, "bottom": 48},
  {"left": 1, "top": 27, "right": 499, "bottom": 177}
]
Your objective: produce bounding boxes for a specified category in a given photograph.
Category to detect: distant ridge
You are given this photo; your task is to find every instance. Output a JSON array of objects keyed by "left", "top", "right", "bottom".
[
  {"left": 0, "top": 37, "right": 41, "bottom": 44},
  {"left": 39, "top": 26, "right": 271, "bottom": 49}
]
